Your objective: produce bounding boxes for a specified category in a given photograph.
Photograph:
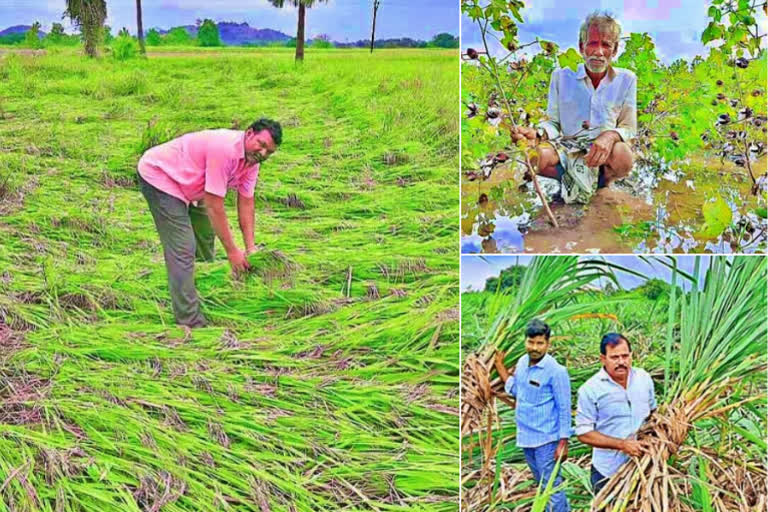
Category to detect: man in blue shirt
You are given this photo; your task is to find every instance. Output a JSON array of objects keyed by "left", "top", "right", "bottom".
[
  {"left": 575, "top": 333, "right": 656, "bottom": 495},
  {"left": 495, "top": 319, "right": 571, "bottom": 512}
]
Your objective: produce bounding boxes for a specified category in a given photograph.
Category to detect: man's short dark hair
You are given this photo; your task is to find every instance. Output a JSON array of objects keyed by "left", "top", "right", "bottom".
[
  {"left": 248, "top": 118, "right": 283, "bottom": 146},
  {"left": 525, "top": 319, "right": 551, "bottom": 340},
  {"left": 600, "top": 333, "right": 631, "bottom": 355}
]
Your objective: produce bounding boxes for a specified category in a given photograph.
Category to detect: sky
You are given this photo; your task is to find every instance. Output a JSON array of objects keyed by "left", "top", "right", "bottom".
[
  {"left": 461, "top": 0, "right": 768, "bottom": 64},
  {"left": 459, "top": 255, "right": 727, "bottom": 292},
  {"left": 1, "top": 0, "right": 458, "bottom": 41}
]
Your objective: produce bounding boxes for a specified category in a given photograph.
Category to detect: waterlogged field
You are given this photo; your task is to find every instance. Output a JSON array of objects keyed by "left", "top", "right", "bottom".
[
  {"left": 460, "top": 1, "right": 768, "bottom": 254},
  {"left": 0, "top": 47, "right": 459, "bottom": 511},
  {"left": 460, "top": 256, "right": 767, "bottom": 511}
]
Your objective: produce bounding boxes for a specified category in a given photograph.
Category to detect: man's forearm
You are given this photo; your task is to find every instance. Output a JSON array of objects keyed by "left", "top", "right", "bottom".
[
  {"left": 577, "top": 430, "right": 626, "bottom": 451},
  {"left": 237, "top": 196, "right": 255, "bottom": 250},
  {"left": 204, "top": 193, "right": 238, "bottom": 255},
  {"left": 494, "top": 360, "right": 510, "bottom": 383}
]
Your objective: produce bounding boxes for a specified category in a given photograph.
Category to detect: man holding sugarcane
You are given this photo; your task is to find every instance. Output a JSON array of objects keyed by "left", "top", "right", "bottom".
[
  {"left": 137, "top": 119, "right": 282, "bottom": 327},
  {"left": 495, "top": 319, "right": 571, "bottom": 512},
  {"left": 511, "top": 11, "right": 636, "bottom": 204},
  {"left": 575, "top": 333, "right": 656, "bottom": 494}
]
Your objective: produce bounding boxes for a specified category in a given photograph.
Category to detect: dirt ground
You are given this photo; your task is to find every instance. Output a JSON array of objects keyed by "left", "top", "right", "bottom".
[
  {"left": 524, "top": 188, "right": 654, "bottom": 253},
  {"left": 0, "top": 48, "right": 46, "bottom": 56}
]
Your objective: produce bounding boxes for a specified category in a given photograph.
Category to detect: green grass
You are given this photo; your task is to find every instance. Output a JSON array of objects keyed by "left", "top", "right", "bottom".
[{"left": 0, "top": 47, "right": 459, "bottom": 511}]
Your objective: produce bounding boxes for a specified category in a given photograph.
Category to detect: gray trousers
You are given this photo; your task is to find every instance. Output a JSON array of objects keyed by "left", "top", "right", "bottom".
[{"left": 138, "top": 174, "right": 215, "bottom": 327}]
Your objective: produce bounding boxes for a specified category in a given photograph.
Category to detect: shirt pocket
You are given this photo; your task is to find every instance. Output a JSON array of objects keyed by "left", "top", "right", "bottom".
[
  {"left": 520, "top": 376, "right": 552, "bottom": 406},
  {"left": 630, "top": 391, "right": 651, "bottom": 422},
  {"left": 596, "top": 392, "right": 631, "bottom": 421}
]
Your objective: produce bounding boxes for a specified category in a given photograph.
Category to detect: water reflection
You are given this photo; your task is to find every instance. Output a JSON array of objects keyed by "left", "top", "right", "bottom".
[
  {"left": 461, "top": 185, "right": 530, "bottom": 253},
  {"left": 461, "top": 159, "right": 767, "bottom": 254}
]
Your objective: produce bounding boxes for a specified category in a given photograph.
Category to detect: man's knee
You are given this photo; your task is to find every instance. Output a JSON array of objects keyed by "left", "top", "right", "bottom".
[
  {"left": 608, "top": 141, "right": 633, "bottom": 172},
  {"left": 536, "top": 144, "right": 560, "bottom": 170},
  {"left": 534, "top": 144, "right": 561, "bottom": 179}
]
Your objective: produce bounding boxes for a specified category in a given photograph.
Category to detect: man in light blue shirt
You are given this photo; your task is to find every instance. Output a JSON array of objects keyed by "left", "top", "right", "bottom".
[
  {"left": 495, "top": 319, "right": 571, "bottom": 512},
  {"left": 575, "top": 333, "right": 656, "bottom": 495}
]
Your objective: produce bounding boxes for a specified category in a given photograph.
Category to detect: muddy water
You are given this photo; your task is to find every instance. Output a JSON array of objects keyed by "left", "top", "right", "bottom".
[{"left": 461, "top": 156, "right": 766, "bottom": 254}]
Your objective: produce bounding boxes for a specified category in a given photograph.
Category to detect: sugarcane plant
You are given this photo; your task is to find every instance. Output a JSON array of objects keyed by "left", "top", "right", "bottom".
[
  {"left": 593, "top": 256, "right": 768, "bottom": 511},
  {"left": 461, "top": 256, "right": 628, "bottom": 509}
]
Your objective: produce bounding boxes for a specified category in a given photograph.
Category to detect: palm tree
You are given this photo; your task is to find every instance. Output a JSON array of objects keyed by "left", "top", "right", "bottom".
[
  {"left": 268, "top": 0, "right": 328, "bottom": 62},
  {"left": 369, "top": 0, "right": 380, "bottom": 54},
  {"left": 64, "top": 0, "right": 107, "bottom": 57},
  {"left": 136, "top": 0, "right": 146, "bottom": 55}
]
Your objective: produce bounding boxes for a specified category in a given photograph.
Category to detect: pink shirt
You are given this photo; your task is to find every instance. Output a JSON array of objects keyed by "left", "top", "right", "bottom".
[{"left": 138, "top": 129, "right": 259, "bottom": 205}]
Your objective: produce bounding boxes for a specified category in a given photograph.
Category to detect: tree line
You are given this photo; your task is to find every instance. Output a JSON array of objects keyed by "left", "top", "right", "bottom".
[{"left": 4, "top": 1, "right": 457, "bottom": 61}]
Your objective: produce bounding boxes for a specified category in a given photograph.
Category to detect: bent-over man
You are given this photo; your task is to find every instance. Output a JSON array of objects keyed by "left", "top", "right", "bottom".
[{"left": 137, "top": 118, "right": 282, "bottom": 327}]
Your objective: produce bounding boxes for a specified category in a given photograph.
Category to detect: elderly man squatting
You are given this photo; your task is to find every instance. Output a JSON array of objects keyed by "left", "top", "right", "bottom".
[{"left": 513, "top": 12, "right": 637, "bottom": 204}]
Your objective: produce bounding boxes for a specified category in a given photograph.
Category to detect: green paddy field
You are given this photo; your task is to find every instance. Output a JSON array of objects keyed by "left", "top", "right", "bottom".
[{"left": 0, "top": 47, "right": 459, "bottom": 511}]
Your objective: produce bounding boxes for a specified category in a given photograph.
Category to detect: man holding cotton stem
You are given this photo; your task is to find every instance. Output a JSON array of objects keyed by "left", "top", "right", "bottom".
[
  {"left": 138, "top": 118, "right": 282, "bottom": 327},
  {"left": 512, "top": 11, "right": 636, "bottom": 204}
]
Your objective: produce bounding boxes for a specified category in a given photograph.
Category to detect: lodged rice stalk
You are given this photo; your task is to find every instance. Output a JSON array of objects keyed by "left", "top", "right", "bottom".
[
  {"left": 593, "top": 256, "right": 768, "bottom": 512},
  {"left": 0, "top": 48, "right": 459, "bottom": 511}
]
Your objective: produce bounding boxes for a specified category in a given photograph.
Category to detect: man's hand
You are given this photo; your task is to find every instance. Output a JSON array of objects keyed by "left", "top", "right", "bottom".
[
  {"left": 227, "top": 248, "right": 251, "bottom": 275},
  {"left": 494, "top": 350, "right": 511, "bottom": 383},
  {"left": 554, "top": 439, "right": 568, "bottom": 461},
  {"left": 619, "top": 439, "right": 647, "bottom": 458},
  {"left": 585, "top": 131, "right": 619, "bottom": 167},
  {"left": 511, "top": 126, "right": 537, "bottom": 142}
]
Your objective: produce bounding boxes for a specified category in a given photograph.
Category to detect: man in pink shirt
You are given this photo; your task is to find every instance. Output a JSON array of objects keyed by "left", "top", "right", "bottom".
[{"left": 137, "top": 118, "right": 282, "bottom": 327}]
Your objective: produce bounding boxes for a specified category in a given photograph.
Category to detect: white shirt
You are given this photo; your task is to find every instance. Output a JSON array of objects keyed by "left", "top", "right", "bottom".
[
  {"left": 539, "top": 63, "right": 637, "bottom": 143},
  {"left": 575, "top": 367, "right": 656, "bottom": 477}
]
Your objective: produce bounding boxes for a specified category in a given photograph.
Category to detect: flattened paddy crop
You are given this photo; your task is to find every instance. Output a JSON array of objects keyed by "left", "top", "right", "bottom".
[{"left": 0, "top": 47, "right": 458, "bottom": 511}]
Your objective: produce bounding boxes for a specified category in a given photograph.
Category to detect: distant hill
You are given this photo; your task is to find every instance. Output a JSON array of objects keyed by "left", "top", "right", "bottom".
[
  {"left": 156, "top": 22, "right": 290, "bottom": 45},
  {"left": 0, "top": 22, "right": 455, "bottom": 48},
  {"left": 0, "top": 25, "right": 47, "bottom": 37}
]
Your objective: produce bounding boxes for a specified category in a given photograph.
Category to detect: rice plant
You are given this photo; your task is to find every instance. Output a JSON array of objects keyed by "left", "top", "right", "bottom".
[{"left": 0, "top": 47, "right": 458, "bottom": 511}]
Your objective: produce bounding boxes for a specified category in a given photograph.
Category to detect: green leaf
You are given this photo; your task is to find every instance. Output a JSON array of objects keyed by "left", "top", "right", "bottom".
[
  {"left": 700, "top": 195, "right": 733, "bottom": 238},
  {"left": 557, "top": 48, "right": 582, "bottom": 72},
  {"left": 708, "top": 6, "right": 721, "bottom": 22},
  {"left": 510, "top": 6, "right": 524, "bottom": 24},
  {"left": 755, "top": 207, "right": 767, "bottom": 219},
  {"left": 702, "top": 22, "right": 723, "bottom": 44},
  {"left": 730, "top": 26, "right": 748, "bottom": 44}
]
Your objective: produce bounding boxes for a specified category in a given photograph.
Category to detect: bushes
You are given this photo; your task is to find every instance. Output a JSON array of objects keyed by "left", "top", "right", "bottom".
[
  {"left": 310, "top": 38, "right": 334, "bottom": 49},
  {"left": 111, "top": 35, "right": 140, "bottom": 61}
]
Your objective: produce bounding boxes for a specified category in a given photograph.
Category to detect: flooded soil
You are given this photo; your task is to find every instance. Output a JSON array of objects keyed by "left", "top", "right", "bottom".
[{"left": 461, "top": 156, "right": 767, "bottom": 254}]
